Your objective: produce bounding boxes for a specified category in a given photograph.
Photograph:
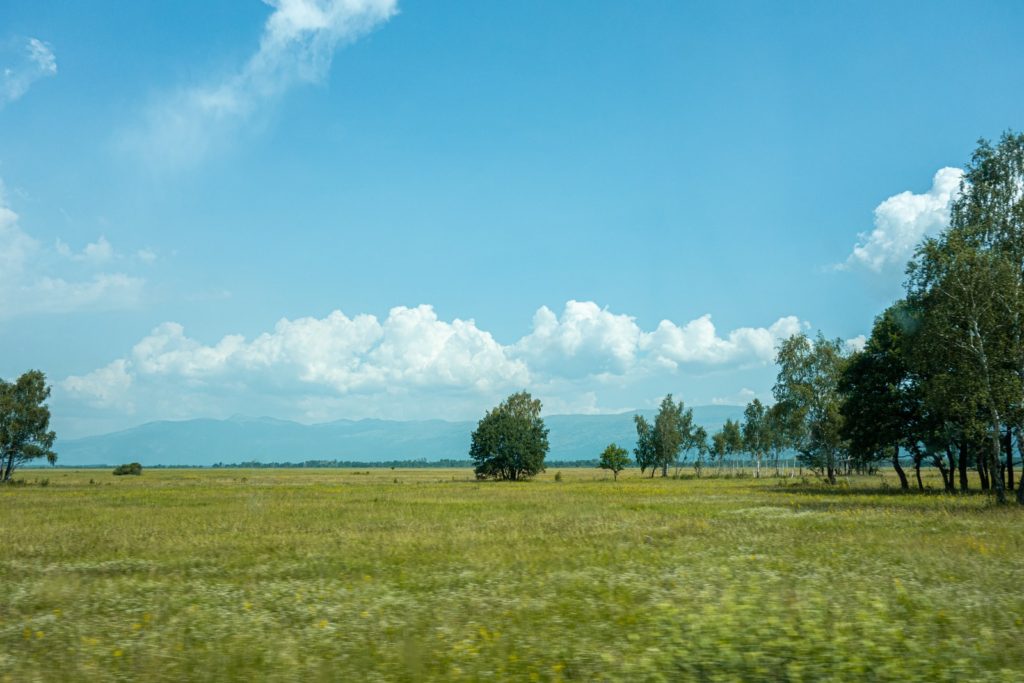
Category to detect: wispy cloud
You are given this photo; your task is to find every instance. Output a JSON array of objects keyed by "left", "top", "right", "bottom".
[
  {"left": 0, "top": 181, "right": 144, "bottom": 318},
  {"left": 839, "top": 167, "right": 963, "bottom": 273},
  {"left": 124, "top": 0, "right": 398, "bottom": 167},
  {"left": 0, "top": 37, "right": 57, "bottom": 108}
]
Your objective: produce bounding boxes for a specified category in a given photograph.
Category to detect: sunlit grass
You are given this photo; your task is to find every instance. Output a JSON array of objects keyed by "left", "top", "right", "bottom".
[{"left": 1, "top": 467, "right": 1021, "bottom": 681}]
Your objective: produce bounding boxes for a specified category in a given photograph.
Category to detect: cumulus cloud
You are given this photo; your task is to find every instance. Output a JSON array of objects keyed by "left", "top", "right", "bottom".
[
  {"left": 63, "top": 301, "right": 807, "bottom": 423},
  {"left": 514, "top": 301, "right": 642, "bottom": 377},
  {"left": 842, "top": 167, "right": 963, "bottom": 272},
  {"left": 125, "top": 0, "right": 398, "bottom": 167},
  {"left": 844, "top": 334, "right": 867, "bottom": 353},
  {"left": 643, "top": 315, "right": 805, "bottom": 368},
  {"left": 0, "top": 37, "right": 57, "bottom": 108},
  {"left": 0, "top": 182, "right": 144, "bottom": 318}
]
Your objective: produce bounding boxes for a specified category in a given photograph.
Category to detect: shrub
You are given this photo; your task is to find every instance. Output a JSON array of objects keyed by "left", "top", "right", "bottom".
[{"left": 113, "top": 462, "right": 143, "bottom": 476}]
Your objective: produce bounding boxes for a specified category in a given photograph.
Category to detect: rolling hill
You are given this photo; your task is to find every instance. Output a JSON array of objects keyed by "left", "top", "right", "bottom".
[{"left": 55, "top": 405, "right": 746, "bottom": 466}]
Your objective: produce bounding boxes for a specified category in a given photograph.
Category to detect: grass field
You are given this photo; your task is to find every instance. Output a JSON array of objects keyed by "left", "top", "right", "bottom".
[{"left": 1, "top": 467, "right": 1022, "bottom": 681}]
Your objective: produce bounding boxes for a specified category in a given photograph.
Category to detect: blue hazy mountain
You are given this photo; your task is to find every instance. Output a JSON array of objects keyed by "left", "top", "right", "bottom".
[{"left": 55, "top": 405, "right": 746, "bottom": 466}]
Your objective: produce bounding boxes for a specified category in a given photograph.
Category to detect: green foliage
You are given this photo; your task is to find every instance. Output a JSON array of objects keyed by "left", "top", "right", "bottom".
[
  {"left": 741, "top": 399, "right": 771, "bottom": 476},
  {"left": 469, "top": 392, "right": 549, "bottom": 480},
  {"left": 598, "top": 443, "right": 630, "bottom": 480},
  {"left": 773, "top": 333, "right": 850, "bottom": 483},
  {"left": 691, "top": 425, "right": 709, "bottom": 477},
  {"left": 1, "top": 370, "right": 57, "bottom": 482},
  {"left": 652, "top": 394, "right": 695, "bottom": 477},
  {"left": 113, "top": 462, "right": 143, "bottom": 476},
  {"left": 632, "top": 414, "right": 656, "bottom": 475}
]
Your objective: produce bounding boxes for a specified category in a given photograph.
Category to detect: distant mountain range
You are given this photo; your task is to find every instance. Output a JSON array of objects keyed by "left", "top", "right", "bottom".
[{"left": 55, "top": 405, "right": 746, "bottom": 467}]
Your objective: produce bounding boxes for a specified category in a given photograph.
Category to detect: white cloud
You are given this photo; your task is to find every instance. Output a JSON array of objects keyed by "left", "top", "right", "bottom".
[
  {"left": 0, "top": 182, "right": 144, "bottom": 318},
  {"left": 0, "top": 37, "right": 57, "bottom": 108},
  {"left": 126, "top": 0, "right": 398, "bottom": 167},
  {"left": 844, "top": 334, "right": 867, "bottom": 353},
  {"left": 62, "top": 359, "right": 134, "bottom": 411},
  {"left": 842, "top": 167, "right": 963, "bottom": 272},
  {"left": 57, "top": 236, "right": 116, "bottom": 263},
  {"left": 643, "top": 315, "right": 805, "bottom": 368},
  {"left": 514, "top": 300, "right": 642, "bottom": 377},
  {"left": 711, "top": 387, "right": 757, "bottom": 406},
  {"left": 62, "top": 302, "right": 807, "bottom": 424}
]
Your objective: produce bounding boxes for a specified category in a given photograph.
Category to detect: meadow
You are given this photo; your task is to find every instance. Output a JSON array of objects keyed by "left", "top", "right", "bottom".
[{"left": 1, "top": 467, "right": 1022, "bottom": 681}]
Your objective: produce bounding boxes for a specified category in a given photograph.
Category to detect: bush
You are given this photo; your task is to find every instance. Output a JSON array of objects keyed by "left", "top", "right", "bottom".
[{"left": 113, "top": 462, "right": 143, "bottom": 476}]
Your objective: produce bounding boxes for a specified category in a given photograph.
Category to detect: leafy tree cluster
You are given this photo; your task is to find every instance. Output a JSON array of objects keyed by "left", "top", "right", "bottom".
[
  {"left": 763, "top": 132, "right": 1024, "bottom": 503},
  {"left": 845, "top": 131, "right": 1024, "bottom": 504},
  {"left": 633, "top": 394, "right": 702, "bottom": 477}
]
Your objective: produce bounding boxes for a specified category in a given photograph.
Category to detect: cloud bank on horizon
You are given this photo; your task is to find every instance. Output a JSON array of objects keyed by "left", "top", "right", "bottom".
[
  {"left": 124, "top": 0, "right": 398, "bottom": 167},
  {"left": 0, "top": 37, "right": 56, "bottom": 108},
  {"left": 61, "top": 301, "right": 808, "bottom": 424},
  {"left": 841, "top": 167, "right": 963, "bottom": 273}
]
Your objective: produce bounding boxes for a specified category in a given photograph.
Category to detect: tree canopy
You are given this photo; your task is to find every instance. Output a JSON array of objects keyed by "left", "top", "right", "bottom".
[
  {"left": 1, "top": 370, "right": 57, "bottom": 482},
  {"left": 598, "top": 443, "right": 630, "bottom": 480},
  {"left": 469, "top": 391, "right": 549, "bottom": 481}
]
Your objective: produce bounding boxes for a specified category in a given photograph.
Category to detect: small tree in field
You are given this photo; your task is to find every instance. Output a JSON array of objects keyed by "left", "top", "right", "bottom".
[
  {"left": 599, "top": 443, "right": 630, "bottom": 480},
  {"left": 469, "top": 392, "right": 549, "bottom": 480},
  {"left": 1, "top": 370, "right": 57, "bottom": 482}
]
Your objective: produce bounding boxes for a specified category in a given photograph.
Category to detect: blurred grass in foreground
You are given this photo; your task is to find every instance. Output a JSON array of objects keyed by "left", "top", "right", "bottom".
[{"left": 1, "top": 467, "right": 1021, "bottom": 681}]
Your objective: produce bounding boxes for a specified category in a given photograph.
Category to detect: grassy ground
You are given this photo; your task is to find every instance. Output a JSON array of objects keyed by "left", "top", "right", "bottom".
[{"left": 1, "top": 467, "right": 1022, "bottom": 681}]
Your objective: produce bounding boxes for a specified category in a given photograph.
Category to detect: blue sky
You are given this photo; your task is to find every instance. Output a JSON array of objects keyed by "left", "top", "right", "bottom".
[{"left": 1, "top": 0, "right": 1022, "bottom": 438}]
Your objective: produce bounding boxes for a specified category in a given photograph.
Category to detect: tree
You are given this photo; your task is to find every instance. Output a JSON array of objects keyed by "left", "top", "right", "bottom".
[
  {"left": 598, "top": 443, "right": 630, "bottom": 480},
  {"left": 711, "top": 429, "right": 727, "bottom": 473},
  {"left": 909, "top": 232, "right": 1020, "bottom": 503},
  {"left": 692, "top": 425, "right": 709, "bottom": 477},
  {"left": 906, "top": 132, "right": 1024, "bottom": 504},
  {"left": 722, "top": 418, "right": 743, "bottom": 467},
  {"left": 1, "top": 370, "right": 57, "bottom": 482},
  {"left": 469, "top": 392, "right": 549, "bottom": 481},
  {"left": 742, "top": 399, "right": 771, "bottom": 478},
  {"left": 652, "top": 394, "right": 694, "bottom": 477},
  {"left": 839, "top": 304, "right": 921, "bottom": 490},
  {"left": 772, "top": 333, "right": 850, "bottom": 484},
  {"left": 633, "top": 414, "right": 656, "bottom": 476}
]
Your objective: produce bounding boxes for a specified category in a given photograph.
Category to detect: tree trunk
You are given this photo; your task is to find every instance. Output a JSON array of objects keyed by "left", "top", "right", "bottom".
[
  {"left": 1005, "top": 428, "right": 1015, "bottom": 491},
  {"left": 945, "top": 446, "right": 957, "bottom": 493},
  {"left": 1, "top": 450, "right": 14, "bottom": 482},
  {"left": 892, "top": 445, "right": 909, "bottom": 491},
  {"left": 958, "top": 441, "right": 969, "bottom": 493},
  {"left": 935, "top": 454, "right": 952, "bottom": 493},
  {"left": 990, "top": 411, "right": 1007, "bottom": 504},
  {"left": 914, "top": 458, "right": 923, "bottom": 491}
]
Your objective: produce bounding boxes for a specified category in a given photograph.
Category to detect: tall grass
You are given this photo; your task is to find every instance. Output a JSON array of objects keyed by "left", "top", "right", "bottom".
[{"left": 1, "top": 468, "right": 1021, "bottom": 681}]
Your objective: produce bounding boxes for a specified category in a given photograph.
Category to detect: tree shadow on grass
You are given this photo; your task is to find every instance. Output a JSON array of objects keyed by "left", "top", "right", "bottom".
[{"left": 760, "top": 481, "right": 1005, "bottom": 513}]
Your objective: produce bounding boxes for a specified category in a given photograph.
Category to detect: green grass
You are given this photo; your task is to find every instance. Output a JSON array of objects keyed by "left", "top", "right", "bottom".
[{"left": 1, "top": 467, "right": 1022, "bottom": 681}]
